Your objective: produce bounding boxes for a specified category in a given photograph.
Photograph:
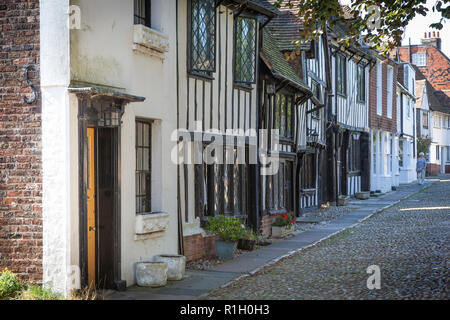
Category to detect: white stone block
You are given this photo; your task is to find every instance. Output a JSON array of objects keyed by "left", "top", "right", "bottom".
[
  {"left": 136, "top": 262, "right": 168, "bottom": 287},
  {"left": 154, "top": 254, "right": 186, "bottom": 281}
]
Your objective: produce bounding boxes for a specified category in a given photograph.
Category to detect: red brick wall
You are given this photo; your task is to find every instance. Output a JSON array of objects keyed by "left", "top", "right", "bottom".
[
  {"left": 183, "top": 234, "right": 217, "bottom": 262},
  {"left": 0, "top": 0, "right": 42, "bottom": 283},
  {"left": 398, "top": 45, "right": 450, "bottom": 107},
  {"left": 368, "top": 59, "right": 398, "bottom": 133}
]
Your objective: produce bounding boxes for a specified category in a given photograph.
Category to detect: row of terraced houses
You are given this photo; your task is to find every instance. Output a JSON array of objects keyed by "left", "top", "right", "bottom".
[{"left": 1, "top": 0, "right": 449, "bottom": 295}]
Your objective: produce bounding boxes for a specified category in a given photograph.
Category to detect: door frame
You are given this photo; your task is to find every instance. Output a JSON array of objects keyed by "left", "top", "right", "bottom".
[{"left": 78, "top": 97, "right": 122, "bottom": 289}]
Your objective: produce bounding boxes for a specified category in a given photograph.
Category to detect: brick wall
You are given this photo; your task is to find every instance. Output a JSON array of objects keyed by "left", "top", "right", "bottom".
[
  {"left": 0, "top": 0, "right": 42, "bottom": 283},
  {"left": 259, "top": 214, "right": 276, "bottom": 238},
  {"left": 368, "top": 59, "right": 398, "bottom": 133},
  {"left": 183, "top": 234, "right": 217, "bottom": 262},
  {"left": 398, "top": 45, "right": 450, "bottom": 107}
]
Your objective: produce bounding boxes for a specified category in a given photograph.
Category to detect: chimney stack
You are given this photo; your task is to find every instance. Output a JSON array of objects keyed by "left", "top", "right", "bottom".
[{"left": 421, "top": 30, "right": 442, "bottom": 50}]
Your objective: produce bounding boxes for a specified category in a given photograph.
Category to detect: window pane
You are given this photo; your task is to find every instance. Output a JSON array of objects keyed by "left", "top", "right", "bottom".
[
  {"left": 235, "top": 17, "right": 256, "bottom": 83},
  {"left": 190, "top": 0, "right": 216, "bottom": 72}
]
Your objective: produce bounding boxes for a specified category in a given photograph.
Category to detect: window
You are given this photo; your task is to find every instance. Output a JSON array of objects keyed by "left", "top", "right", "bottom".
[
  {"left": 336, "top": 54, "right": 346, "bottom": 96},
  {"left": 436, "top": 145, "right": 440, "bottom": 160},
  {"left": 348, "top": 135, "right": 361, "bottom": 172},
  {"left": 356, "top": 64, "right": 366, "bottom": 102},
  {"left": 412, "top": 53, "right": 426, "bottom": 67},
  {"left": 373, "top": 132, "right": 377, "bottom": 174},
  {"left": 447, "top": 146, "right": 450, "bottom": 162},
  {"left": 387, "top": 66, "right": 393, "bottom": 118},
  {"left": 234, "top": 17, "right": 257, "bottom": 83},
  {"left": 136, "top": 120, "right": 152, "bottom": 214},
  {"left": 274, "top": 92, "right": 294, "bottom": 139},
  {"left": 399, "top": 139, "right": 403, "bottom": 168},
  {"left": 134, "top": 0, "right": 151, "bottom": 27},
  {"left": 406, "top": 96, "right": 411, "bottom": 118},
  {"left": 404, "top": 66, "right": 409, "bottom": 90},
  {"left": 189, "top": 0, "right": 216, "bottom": 73},
  {"left": 422, "top": 112, "right": 429, "bottom": 129},
  {"left": 310, "top": 80, "right": 321, "bottom": 118},
  {"left": 204, "top": 146, "right": 247, "bottom": 217},
  {"left": 376, "top": 62, "right": 382, "bottom": 115},
  {"left": 434, "top": 115, "right": 441, "bottom": 128}
]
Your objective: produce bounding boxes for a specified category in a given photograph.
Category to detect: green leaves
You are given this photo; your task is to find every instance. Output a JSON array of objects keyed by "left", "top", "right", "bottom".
[
  {"left": 204, "top": 215, "right": 245, "bottom": 242},
  {"left": 276, "top": 0, "right": 447, "bottom": 56}
]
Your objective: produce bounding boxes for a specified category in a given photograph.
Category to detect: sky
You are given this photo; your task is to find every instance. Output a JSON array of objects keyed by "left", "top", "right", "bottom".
[
  {"left": 339, "top": 0, "right": 450, "bottom": 56},
  {"left": 401, "top": 0, "right": 450, "bottom": 56}
]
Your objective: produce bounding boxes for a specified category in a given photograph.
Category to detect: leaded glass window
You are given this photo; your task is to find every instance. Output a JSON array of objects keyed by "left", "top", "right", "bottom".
[
  {"left": 189, "top": 0, "right": 216, "bottom": 73},
  {"left": 273, "top": 92, "right": 294, "bottom": 139},
  {"left": 136, "top": 120, "right": 152, "bottom": 214},
  {"left": 357, "top": 64, "right": 365, "bottom": 102},
  {"left": 234, "top": 17, "right": 257, "bottom": 83},
  {"left": 336, "top": 54, "right": 346, "bottom": 96}
]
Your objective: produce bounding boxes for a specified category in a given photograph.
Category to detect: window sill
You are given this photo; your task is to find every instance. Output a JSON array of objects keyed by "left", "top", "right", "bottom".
[
  {"left": 135, "top": 211, "right": 169, "bottom": 240},
  {"left": 234, "top": 82, "right": 254, "bottom": 91},
  {"left": 133, "top": 24, "right": 169, "bottom": 61}
]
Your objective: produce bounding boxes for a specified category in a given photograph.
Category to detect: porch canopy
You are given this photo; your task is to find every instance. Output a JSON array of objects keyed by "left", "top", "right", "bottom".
[{"left": 68, "top": 81, "right": 146, "bottom": 103}]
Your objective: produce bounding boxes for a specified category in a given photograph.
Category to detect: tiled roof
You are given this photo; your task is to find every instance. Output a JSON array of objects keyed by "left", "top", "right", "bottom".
[
  {"left": 265, "top": 0, "right": 309, "bottom": 51},
  {"left": 261, "top": 28, "right": 310, "bottom": 93},
  {"left": 425, "top": 81, "right": 450, "bottom": 114}
]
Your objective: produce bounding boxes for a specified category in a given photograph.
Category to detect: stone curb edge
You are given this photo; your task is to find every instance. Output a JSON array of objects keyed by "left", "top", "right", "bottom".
[{"left": 198, "top": 181, "right": 436, "bottom": 299}]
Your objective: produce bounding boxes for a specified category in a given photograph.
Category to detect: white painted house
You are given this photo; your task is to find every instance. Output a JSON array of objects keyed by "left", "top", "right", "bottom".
[
  {"left": 396, "top": 62, "right": 417, "bottom": 184},
  {"left": 41, "top": 0, "right": 179, "bottom": 294}
]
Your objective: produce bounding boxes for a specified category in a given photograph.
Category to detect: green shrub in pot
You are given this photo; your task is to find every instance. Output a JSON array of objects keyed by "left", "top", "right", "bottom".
[
  {"left": 204, "top": 215, "right": 243, "bottom": 242},
  {"left": 204, "top": 215, "right": 244, "bottom": 259}
]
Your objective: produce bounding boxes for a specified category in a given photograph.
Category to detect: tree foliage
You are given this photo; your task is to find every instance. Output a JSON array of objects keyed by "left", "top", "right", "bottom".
[{"left": 272, "top": 0, "right": 449, "bottom": 54}]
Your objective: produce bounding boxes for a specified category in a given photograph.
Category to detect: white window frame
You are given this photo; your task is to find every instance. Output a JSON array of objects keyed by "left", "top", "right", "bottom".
[
  {"left": 387, "top": 65, "right": 393, "bottom": 118},
  {"left": 376, "top": 61, "right": 382, "bottom": 116},
  {"left": 412, "top": 53, "right": 426, "bottom": 67}
]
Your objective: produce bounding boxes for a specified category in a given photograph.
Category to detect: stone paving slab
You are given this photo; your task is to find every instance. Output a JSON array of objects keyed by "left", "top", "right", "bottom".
[{"left": 108, "top": 270, "right": 238, "bottom": 300}]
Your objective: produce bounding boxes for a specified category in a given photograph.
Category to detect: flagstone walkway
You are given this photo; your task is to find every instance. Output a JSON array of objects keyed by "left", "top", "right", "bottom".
[{"left": 107, "top": 176, "right": 447, "bottom": 300}]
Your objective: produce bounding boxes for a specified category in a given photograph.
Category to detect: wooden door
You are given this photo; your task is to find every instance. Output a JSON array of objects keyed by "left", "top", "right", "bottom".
[{"left": 86, "top": 127, "right": 96, "bottom": 288}]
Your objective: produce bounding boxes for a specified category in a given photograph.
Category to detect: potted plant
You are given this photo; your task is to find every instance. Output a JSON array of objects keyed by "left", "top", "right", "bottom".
[
  {"left": 237, "top": 228, "right": 258, "bottom": 251},
  {"left": 271, "top": 213, "right": 295, "bottom": 238},
  {"left": 204, "top": 215, "right": 243, "bottom": 259}
]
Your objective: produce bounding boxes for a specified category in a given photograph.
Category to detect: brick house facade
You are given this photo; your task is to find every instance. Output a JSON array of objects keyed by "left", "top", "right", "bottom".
[
  {"left": 397, "top": 32, "right": 450, "bottom": 175},
  {"left": 0, "top": 0, "right": 42, "bottom": 283},
  {"left": 368, "top": 55, "right": 400, "bottom": 192}
]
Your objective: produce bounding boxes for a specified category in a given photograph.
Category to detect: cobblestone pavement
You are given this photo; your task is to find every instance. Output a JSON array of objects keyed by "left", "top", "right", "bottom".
[{"left": 206, "top": 178, "right": 450, "bottom": 300}]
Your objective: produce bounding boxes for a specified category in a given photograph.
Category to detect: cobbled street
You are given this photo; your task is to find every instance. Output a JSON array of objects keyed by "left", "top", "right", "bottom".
[{"left": 206, "top": 178, "right": 450, "bottom": 300}]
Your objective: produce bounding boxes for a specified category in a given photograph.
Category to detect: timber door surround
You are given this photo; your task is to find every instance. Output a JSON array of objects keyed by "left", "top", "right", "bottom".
[{"left": 72, "top": 87, "right": 144, "bottom": 290}]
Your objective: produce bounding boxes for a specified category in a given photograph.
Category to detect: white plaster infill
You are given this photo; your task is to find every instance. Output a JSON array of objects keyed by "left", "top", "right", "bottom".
[
  {"left": 133, "top": 24, "right": 169, "bottom": 60},
  {"left": 135, "top": 211, "right": 169, "bottom": 240}
]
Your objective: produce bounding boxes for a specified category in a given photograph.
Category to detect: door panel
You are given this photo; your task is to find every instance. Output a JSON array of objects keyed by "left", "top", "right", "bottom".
[
  {"left": 96, "top": 128, "right": 116, "bottom": 289},
  {"left": 86, "top": 127, "right": 96, "bottom": 288}
]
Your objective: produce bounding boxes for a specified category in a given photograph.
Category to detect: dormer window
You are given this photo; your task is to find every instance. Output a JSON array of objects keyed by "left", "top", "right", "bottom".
[
  {"left": 134, "top": 0, "right": 151, "bottom": 28},
  {"left": 412, "top": 53, "right": 426, "bottom": 67},
  {"left": 188, "top": 0, "right": 216, "bottom": 73},
  {"left": 234, "top": 16, "right": 257, "bottom": 84}
]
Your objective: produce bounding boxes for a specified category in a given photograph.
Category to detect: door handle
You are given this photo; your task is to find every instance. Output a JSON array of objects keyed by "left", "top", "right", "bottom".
[{"left": 89, "top": 226, "right": 96, "bottom": 231}]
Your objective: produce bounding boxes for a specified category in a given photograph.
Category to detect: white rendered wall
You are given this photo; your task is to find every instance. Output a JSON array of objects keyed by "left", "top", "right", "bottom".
[
  {"left": 70, "top": 0, "right": 179, "bottom": 286},
  {"left": 40, "top": 0, "right": 73, "bottom": 296}
]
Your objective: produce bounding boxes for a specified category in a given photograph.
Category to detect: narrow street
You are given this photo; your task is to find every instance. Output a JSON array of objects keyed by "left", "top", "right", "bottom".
[{"left": 206, "top": 178, "right": 450, "bottom": 300}]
